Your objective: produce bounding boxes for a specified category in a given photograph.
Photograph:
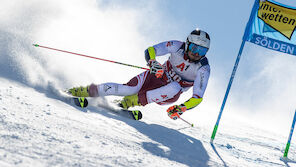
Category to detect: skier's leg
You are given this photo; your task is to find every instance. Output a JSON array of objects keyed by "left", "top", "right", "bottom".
[
  {"left": 138, "top": 81, "right": 183, "bottom": 106},
  {"left": 118, "top": 71, "right": 172, "bottom": 109},
  {"left": 96, "top": 82, "right": 141, "bottom": 96},
  {"left": 68, "top": 71, "right": 148, "bottom": 97},
  {"left": 96, "top": 71, "right": 149, "bottom": 96}
]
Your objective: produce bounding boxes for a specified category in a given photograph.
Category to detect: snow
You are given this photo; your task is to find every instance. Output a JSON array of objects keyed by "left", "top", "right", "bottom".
[
  {"left": 0, "top": 78, "right": 296, "bottom": 167},
  {"left": 1, "top": 0, "right": 296, "bottom": 166}
]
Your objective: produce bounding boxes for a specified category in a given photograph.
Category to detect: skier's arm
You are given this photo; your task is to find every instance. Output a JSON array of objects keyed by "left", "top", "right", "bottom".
[
  {"left": 167, "top": 65, "right": 210, "bottom": 119},
  {"left": 145, "top": 40, "right": 183, "bottom": 62},
  {"left": 145, "top": 40, "right": 183, "bottom": 78},
  {"left": 184, "top": 65, "right": 210, "bottom": 110}
]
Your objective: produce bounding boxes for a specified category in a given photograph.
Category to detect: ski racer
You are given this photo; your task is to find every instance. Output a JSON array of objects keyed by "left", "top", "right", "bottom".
[{"left": 69, "top": 28, "right": 211, "bottom": 120}]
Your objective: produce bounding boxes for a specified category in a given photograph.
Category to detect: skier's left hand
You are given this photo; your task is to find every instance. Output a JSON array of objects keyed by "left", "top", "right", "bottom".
[{"left": 167, "top": 105, "right": 186, "bottom": 120}]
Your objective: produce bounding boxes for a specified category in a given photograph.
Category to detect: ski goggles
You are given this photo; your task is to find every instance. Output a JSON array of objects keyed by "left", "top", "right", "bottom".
[{"left": 188, "top": 43, "right": 208, "bottom": 56}]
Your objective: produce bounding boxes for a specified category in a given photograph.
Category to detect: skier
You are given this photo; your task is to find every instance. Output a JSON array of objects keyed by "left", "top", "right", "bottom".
[{"left": 68, "top": 28, "right": 211, "bottom": 120}]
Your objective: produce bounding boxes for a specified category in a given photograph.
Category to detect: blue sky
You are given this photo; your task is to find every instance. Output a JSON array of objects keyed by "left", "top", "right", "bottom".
[
  {"left": 97, "top": 0, "right": 295, "bottom": 80},
  {"left": 97, "top": 0, "right": 296, "bottom": 128}
]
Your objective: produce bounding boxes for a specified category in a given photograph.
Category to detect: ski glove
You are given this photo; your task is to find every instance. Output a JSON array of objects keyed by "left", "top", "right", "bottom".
[
  {"left": 167, "top": 104, "right": 186, "bottom": 120},
  {"left": 147, "top": 59, "right": 164, "bottom": 78}
]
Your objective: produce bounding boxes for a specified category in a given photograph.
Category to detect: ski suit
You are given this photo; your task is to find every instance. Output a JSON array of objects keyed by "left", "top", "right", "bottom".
[{"left": 96, "top": 40, "right": 210, "bottom": 109}]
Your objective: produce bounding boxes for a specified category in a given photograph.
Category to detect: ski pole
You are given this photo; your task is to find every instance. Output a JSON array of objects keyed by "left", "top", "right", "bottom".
[
  {"left": 283, "top": 109, "right": 296, "bottom": 159},
  {"left": 33, "top": 44, "right": 149, "bottom": 70},
  {"left": 179, "top": 117, "right": 194, "bottom": 127},
  {"left": 210, "top": 40, "right": 246, "bottom": 143}
]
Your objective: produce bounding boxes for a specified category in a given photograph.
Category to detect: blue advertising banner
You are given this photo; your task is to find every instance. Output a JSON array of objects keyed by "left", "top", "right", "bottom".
[{"left": 243, "top": 0, "right": 296, "bottom": 56}]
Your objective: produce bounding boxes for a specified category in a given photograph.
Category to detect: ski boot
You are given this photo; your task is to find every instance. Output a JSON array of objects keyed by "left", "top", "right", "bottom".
[
  {"left": 68, "top": 84, "right": 98, "bottom": 97},
  {"left": 119, "top": 94, "right": 142, "bottom": 109},
  {"left": 68, "top": 85, "right": 90, "bottom": 97}
]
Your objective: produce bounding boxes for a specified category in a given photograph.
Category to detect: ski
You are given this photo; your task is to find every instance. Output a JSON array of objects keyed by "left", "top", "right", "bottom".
[
  {"left": 55, "top": 90, "right": 142, "bottom": 120},
  {"left": 94, "top": 102, "right": 143, "bottom": 121},
  {"left": 116, "top": 109, "right": 142, "bottom": 120},
  {"left": 73, "top": 98, "right": 142, "bottom": 120},
  {"left": 53, "top": 89, "right": 89, "bottom": 108}
]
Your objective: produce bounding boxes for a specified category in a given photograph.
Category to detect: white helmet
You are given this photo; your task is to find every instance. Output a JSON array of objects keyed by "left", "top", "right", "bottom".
[{"left": 185, "top": 28, "right": 210, "bottom": 52}]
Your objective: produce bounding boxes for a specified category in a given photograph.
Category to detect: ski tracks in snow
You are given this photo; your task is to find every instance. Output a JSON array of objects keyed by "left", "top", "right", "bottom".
[{"left": 0, "top": 78, "right": 296, "bottom": 167}]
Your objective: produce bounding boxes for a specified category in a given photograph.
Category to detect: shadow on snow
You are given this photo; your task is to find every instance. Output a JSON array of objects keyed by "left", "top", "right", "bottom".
[{"left": 88, "top": 105, "right": 210, "bottom": 167}]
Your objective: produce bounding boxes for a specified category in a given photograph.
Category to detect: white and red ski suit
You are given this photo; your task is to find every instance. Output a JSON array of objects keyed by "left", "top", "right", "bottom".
[{"left": 96, "top": 40, "right": 210, "bottom": 108}]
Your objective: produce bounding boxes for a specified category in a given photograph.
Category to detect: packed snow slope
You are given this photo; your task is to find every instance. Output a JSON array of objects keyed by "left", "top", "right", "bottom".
[
  {"left": 1, "top": 0, "right": 296, "bottom": 166},
  {"left": 0, "top": 79, "right": 296, "bottom": 167},
  {"left": 0, "top": 77, "right": 296, "bottom": 167}
]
